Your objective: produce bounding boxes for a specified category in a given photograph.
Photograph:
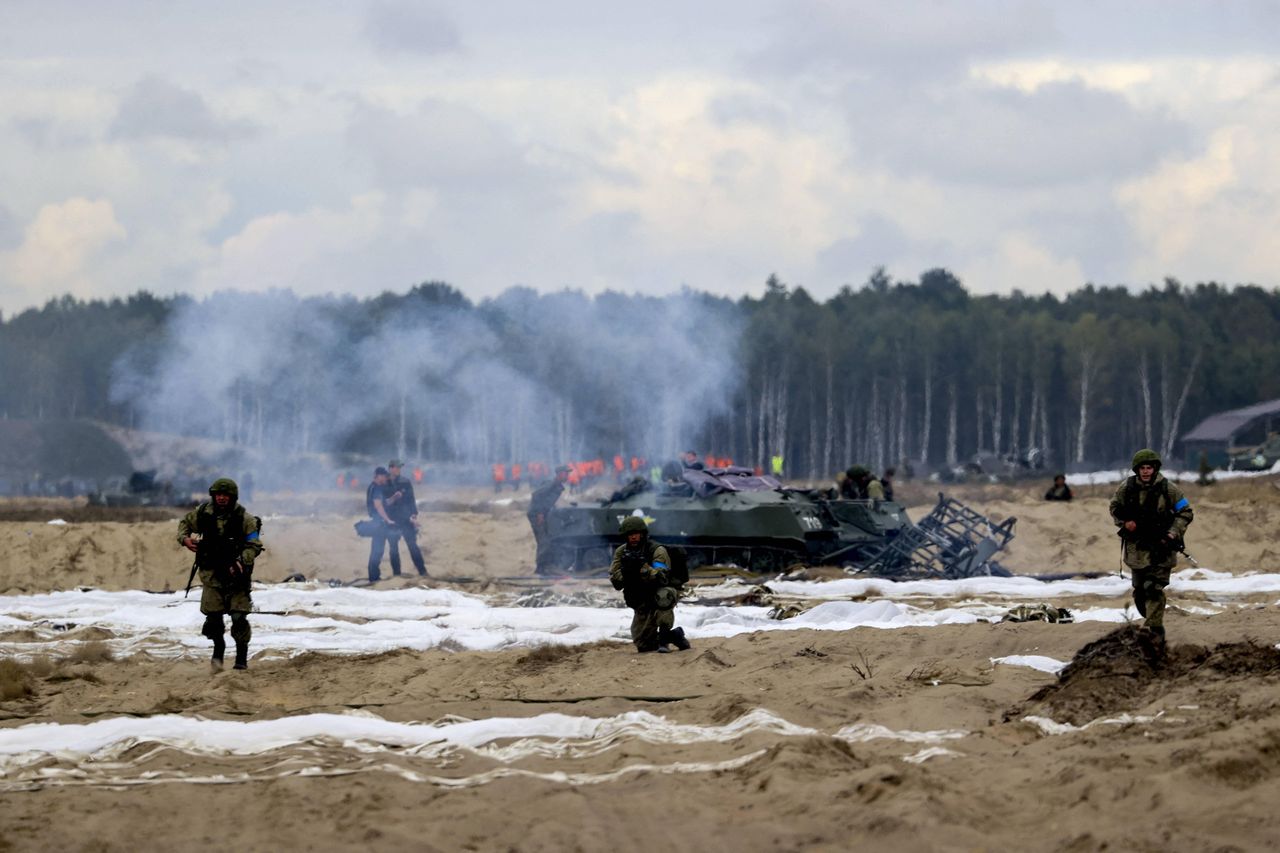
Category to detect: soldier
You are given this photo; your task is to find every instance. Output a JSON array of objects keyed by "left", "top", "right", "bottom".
[
  {"left": 1044, "top": 473, "right": 1073, "bottom": 501},
  {"left": 385, "top": 459, "right": 428, "bottom": 577},
  {"left": 843, "top": 465, "right": 884, "bottom": 500},
  {"left": 609, "top": 517, "right": 691, "bottom": 653},
  {"left": 881, "top": 466, "right": 896, "bottom": 501},
  {"left": 528, "top": 464, "right": 571, "bottom": 573},
  {"left": 1109, "top": 449, "right": 1194, "bottom": 642},
  {"left": 179, "top": 478, "right": 262, "bottom": 671}
]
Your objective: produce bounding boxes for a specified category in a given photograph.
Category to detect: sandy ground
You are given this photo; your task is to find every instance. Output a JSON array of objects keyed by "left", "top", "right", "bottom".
[{"left": 2, "top": 478, "right": 1280, "bottom": 851}]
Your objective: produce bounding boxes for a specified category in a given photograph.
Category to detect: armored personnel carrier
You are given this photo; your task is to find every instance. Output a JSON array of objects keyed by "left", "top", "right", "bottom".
[
  {"left": 87, "top": 470, "right": 198, "bottom": 508},
  {"left": 541, "top": 466, "right": 1015, "bottom": 580}
]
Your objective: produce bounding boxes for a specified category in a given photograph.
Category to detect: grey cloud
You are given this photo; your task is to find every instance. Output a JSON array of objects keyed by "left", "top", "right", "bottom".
[
  {"left": 749, "top": 0, "right": 1057, "bottom": 81},
  {"left": 707, "top": 91, "right": 789, "bottom": 128},
  {"left": 1021, "top": 200, "right": 1137, "bottom": 281},
  {"left": 815, "top": 215, "right": 949, "bottom": 285},
  {"left": 364, "top": 1, "right": 461, "bottom": 57},
  {"left": 848, "top": 79, "right": 1192, "bottom": 188},
  {"left": 110, "top": 75, "right": 254, "bottom": 143},
  {"left": 345, "top": 98, "right": 564, "bottom": 199},
  {"left": 11, "top": 116, "right": 93, "bottom": 149},
  {"left": 0, "top": 203, "right": 22, "bottom": 251}
]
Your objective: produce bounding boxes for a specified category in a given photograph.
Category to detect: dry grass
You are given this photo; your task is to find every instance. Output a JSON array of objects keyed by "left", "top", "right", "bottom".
[
  {"left": 0, "top": 659, "right": 31, "bottom": 700},
  {"left": 515, "top": 643, "right": 579, "bottom": 669},
  {"left": 61, "top": 640, "right": 114, "bottom": 664},
  {"left": 0, "top": 658, "right": 45, "bottom": 700}
]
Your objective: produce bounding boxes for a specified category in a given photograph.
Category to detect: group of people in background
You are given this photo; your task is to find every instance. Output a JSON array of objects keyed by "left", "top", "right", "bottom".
[
  {"left": 176, "top": 444, "right": 1192, "bottom": 672},
  {"left": 836, "top": 465, "right": 895, "bottom": 501}
]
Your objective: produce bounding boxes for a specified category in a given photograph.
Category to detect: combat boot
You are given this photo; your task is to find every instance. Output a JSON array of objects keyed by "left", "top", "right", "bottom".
[
  {"left": 211, "top": 636, "right": 226, "bottom": 672},
  {"left": 233, "top": 642, "right": 249, "bottom": 670},
  {"left": 669, "top": 627, "right": 691, "bottom": 652}
]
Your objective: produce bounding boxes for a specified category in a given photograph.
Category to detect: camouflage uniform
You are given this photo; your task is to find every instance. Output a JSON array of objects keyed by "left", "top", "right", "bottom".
[
  {"left": 1109, "top": 449, "right": 1193, "bottom": 636},
  {"left": 527, "top": 467, "right": 569, "bottom": 574},
  {"left": 609, "top": 518, "right": 688, "bottom": 653},
  {"left": 178, "top": 478, "right": 263, "bottom": 669}
]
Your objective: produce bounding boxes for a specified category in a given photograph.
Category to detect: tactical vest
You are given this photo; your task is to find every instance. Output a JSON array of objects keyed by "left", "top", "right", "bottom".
[
  {"left": 1117, "top": 476, "right": 1174, "bottom": 548},
  {"left": 195, "top": 504, "right": 257, "bottom": 572}
]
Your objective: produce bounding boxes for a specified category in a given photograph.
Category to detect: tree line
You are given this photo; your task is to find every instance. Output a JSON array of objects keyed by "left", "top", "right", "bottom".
[{"left": 1, "top": 271, "right": 1278, "bottom": 480}]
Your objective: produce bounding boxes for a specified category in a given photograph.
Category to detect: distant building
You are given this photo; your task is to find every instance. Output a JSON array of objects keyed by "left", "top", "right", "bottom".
[{"left": 1181, "top": 397, "right": 1280, "bottom": 468}]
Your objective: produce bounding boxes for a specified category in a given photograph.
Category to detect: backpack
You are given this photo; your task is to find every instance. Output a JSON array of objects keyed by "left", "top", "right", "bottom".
[{"left": 654, "top": 540, "right": 689, "bottom": 586}]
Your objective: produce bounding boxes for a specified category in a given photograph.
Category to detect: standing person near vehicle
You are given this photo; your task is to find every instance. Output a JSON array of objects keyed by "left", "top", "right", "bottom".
[
  {"left": 880, "top": 467, "right": 896, "bottom": 501},
  {"left": 609, "top": 517, "right": 691, "bottom": 653},
  {"left": 178, "top": 478, "right": 263, "bottom": 671},
  {"left": 365, "top": 467, "right": 397, "bottom": 582},
  {"left": 385, "top": 459, "right": 428, "bottom": 577},
  {"left": 1109, "top": 449, "right": 1194, "bottom": 642},
  {"left": 528, "top": 464, "right": 571, "bottom": 573}
]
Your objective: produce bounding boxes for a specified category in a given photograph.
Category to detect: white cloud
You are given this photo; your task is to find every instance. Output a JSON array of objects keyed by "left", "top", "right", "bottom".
[
  {"left": 1117, "top": 125, "right": 1280, "bottom": 285},
  {"left": 1, "top": 198, "right": 126, "bottom": 308},
  {"left": 193, "top": 193, "right": 394, "bottom": 296}
]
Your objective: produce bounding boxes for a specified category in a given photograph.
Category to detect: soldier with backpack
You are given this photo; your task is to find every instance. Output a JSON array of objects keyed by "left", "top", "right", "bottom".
[
  {"left": 179, "top": 478, "right": 263, "bottom": 671},
  {"left": 1109, "top": 449, "right": 1193, "bottom": 643},
  {"left": 609, "top": 516, "right": 691, "bottom": 653}
]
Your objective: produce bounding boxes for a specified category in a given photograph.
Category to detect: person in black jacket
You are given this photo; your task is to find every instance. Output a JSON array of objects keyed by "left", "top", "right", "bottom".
[
  {"left": 366, "top": 467, "right": 397, "bottom": 582},
  {"left": 1044, "top": 473, "right": 1073, "bottom": 501},
  {"left": 384, "top": 459, "right": 428, "bottom": 577}
]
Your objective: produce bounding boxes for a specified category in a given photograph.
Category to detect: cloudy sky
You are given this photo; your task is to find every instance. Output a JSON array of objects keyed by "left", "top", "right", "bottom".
[{"left": 2, "top": 0, "right": 1279, "bottom": 316}]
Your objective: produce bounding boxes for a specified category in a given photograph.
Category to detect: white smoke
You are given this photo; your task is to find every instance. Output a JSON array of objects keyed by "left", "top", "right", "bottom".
[{"left": 108, "top": 285, "right": 744, "bottom": 486}]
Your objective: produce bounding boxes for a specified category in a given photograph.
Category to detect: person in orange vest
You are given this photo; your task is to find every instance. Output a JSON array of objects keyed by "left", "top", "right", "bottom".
[
  {"left": 413, "top": 466, "right": 424, "bottom": 484},
  {"left": 337, "top": 472, "right": 347, "bottom": 489},
  {"left": 492, "top": 463, "right": 506, "bottom": 493},
  {"left": 567, "top": 466, "right": 581, "bottom": 492},
  {"left": 511, "top": 463, "right": 524, "bottom": 491}
]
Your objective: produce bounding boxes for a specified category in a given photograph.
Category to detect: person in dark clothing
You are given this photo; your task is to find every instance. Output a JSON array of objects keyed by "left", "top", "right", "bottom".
[
  {"left": 366, "top": 467, "right": 398, "bottom": 582},
  {"left": 881, "top": 467, "right": 896, "bottom": 502},
  {"left": 1109, "top": 449, "right": 1193, "bottom": 642},
  {"left": 528, "top": 465, "right": 571, "bottom": 574},
  {"left": 178, "top": 478, "right": 262, "bottom": 671},
  {"left": 681, "top": 450, "right": 704, "bottom": 471},
  {"left": 609, "top": 516, "right": 690, "bottom": 653},
  {"left": 1045, "top": 473, "right": 1073, "bottom": 502},
  {"left": 384, "top": 459, "right": 428, "bottom": 577}
]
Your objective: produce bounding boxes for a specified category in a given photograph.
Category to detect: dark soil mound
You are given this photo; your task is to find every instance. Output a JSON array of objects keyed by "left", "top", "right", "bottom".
[{"left": 1007, "top": 625, "right": 1280, "bottom": 726}]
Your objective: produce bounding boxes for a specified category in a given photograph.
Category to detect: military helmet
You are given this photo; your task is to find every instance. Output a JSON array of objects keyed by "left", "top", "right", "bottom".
[
  {"left": 208, "top": 477, "right": 239, "bottom": 499},
  {"left": 847, "top": 464, "right": 869, "bottom": 479},
  {"left": 619, "top": 516, "right": 648, "bottom": 535},
  {"left": 1131, "top": 449, "right": 1162, "bottom": 472}
]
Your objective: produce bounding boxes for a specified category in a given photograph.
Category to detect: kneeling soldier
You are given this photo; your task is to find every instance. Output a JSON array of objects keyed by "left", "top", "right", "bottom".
[
  {"left": 609, "top": 516, "right": 691, "bottom": 653},
  {"left": 179, "top": 478, "right": 263, "bottom": 671}
]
